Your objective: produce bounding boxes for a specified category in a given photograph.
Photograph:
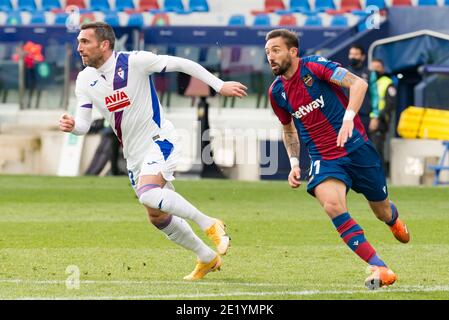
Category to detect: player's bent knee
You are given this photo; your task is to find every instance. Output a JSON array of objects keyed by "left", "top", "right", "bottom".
[
  {"left": 323, "top": 201, "right": 346, "bottom": 217},
  {"left": 148, "top": 210, "right": 170, "bottom": 226},
  {"left": 139, "top": 187, "right": 164, "bottom": 210},
  {"left": 146, "top": 207, "right": 162, "bottom": 218}
]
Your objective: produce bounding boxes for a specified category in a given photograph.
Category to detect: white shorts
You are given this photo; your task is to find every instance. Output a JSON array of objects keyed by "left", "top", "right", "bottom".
[{"left": 127, "top": 138, "right": 181, "bottom": 190}]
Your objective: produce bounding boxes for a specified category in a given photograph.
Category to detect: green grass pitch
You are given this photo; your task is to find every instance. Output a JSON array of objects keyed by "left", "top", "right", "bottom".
[{"left": 0, "top": 175, "right": 449, "bottom": 300}]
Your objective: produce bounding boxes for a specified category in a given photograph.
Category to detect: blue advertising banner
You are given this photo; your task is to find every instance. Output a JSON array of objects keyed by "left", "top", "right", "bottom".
[{"left": 142, "top": 26, "right": 348, "bottom": 50}]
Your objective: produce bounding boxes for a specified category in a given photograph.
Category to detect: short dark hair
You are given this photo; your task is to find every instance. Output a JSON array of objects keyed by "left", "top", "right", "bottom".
[
  {"left": 372, "top": 58, "right": 384, "bottom": 66},
  {"left": 265, "top": 29, "right": 299, "bottom": 49},
  {"left": 80, "top": 22, "right": 115, "bottom": 50},
  {"left": 349, "top": 44, "right": 365, "bottom": 55}
]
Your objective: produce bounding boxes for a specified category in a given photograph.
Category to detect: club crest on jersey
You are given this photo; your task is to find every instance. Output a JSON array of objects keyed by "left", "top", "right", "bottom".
[
  {"left": 105, "top": 90, "right": 130, "bottom": 112},
  {"left": 117, "top": 67, "right": 125, "bottom": 80},
  {"left": 303, "top": 74, "right": 313, "bottom": 87}
]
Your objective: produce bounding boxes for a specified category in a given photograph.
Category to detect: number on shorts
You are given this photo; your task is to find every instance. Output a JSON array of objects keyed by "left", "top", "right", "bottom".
[{"left": 313, "top": 160, "right": 321, "bottom": 175}]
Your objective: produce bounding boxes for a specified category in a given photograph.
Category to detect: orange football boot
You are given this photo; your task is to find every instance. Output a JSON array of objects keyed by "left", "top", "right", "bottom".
[
  {"left": 365, "top": 266, "right": 397, "bottom": 290},
  {"left": 389, "top": 218, "right": 410, "bottom": 243}
]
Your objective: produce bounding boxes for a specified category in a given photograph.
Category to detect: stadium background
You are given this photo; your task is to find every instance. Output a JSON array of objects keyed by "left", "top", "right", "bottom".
[{"left": 1, "top": 0, "right": 449, "bottom": 300}]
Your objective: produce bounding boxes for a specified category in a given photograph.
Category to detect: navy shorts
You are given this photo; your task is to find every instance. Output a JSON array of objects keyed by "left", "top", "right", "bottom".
[{"left": 306, "top": 142, "right": 388, "bottom": 202}]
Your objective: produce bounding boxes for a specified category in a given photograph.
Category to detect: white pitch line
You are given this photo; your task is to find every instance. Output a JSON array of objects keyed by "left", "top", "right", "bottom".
[
  {"left": 0, "top": 279, "right": 293, "bottom": 287},
  {"left": 15, "top": 285, "right": 449, "bottom": 300}
]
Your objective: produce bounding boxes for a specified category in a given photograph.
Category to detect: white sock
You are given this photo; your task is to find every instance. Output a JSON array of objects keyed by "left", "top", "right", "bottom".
[
  {"left": 159, "top": 215, "right": 216, "bottom": 263},
  {"left": 139, "top": 187, "right": 215, "bottom": 230}
]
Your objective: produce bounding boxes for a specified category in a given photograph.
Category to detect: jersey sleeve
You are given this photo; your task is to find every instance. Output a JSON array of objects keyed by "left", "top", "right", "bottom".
[
  {"left": 269, "top": 85, "right": 292, "bottom": 125},
  {"left": 72, "top": 72, "right": 93, "bottom": 135},
  {"left": 75, "top": 73, "right": 92, "bottom": 109},
  {"left": 303, "top": 56, "right": 341, "bottom": 82},
  {"left": 131, "top": 50, "right": 168, "bottom": 74},
  {"left": 164, "top": 55, "right": 224, "bottom": 93}
]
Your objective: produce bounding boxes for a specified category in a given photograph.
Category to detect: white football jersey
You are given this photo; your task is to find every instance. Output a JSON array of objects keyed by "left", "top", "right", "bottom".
[{"left": 75, "top": 51, "right": 177, "bottom": 169}]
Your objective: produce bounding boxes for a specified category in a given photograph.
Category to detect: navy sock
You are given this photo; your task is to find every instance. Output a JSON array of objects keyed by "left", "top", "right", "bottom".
[
  {"left": 332, "top": 212, "right": 385, "bottom": 265},
  {"left": 386, "top": 201, "right": 399, "bottom": 226},
  {"left": 368, "top": 254, "right": 387, "bottom": 267}
]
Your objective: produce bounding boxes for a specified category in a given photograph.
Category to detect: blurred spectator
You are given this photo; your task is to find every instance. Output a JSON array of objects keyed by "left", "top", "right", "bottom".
[
  {"left": 346, "top": 44, "right": 375, "bottom": 137},
  {"left": 369, "top": 58, "right": 397, "bottom": 175},
  {"left": 12, "top": 41, "right": 45, "bottom": 108}
]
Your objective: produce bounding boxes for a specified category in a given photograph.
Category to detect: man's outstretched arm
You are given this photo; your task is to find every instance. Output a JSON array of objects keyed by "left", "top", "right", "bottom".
[{"left": 164, "top": 56, "right": 248, "bottom": 98}]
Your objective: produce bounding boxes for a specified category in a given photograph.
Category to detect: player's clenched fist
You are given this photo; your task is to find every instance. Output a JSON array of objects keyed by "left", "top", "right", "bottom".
[
  {"left": 288, "top": 166, "right": 302, "bottom": 188},
  {"left": 59, "top": 114, "right": 75, "bottom": 132}
]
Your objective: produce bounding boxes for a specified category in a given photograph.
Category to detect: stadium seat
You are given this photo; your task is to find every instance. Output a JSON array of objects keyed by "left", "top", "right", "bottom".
[
  {"left": 330, "top": 14, "right": 348, "bottom": 26},
  {"left": 80, "top": 13, "right": 95, "bottom": 24},
  {"left": 391, "top": 0, "right": 412, "bottom": 6},
  {"left": 104, "top": 11, "right": 120, "bottom": 26},
  {"left": 228, "top": 14, "right": 246, "bottom": 26},
  {"left": 139, "top": 0, "right": 160, "bottom": 11},
  {"left": 18, "top": 0, "right": 36, "bottom": 11},
  {"left": 54, "top": 12, "right": 68, "bottom": 25},
  {"left": 253, "top": 14, "right": 271, "bottom": 26},
  {"left": 290, "top": 0, "right": 310, "bottom": 12},
  {"left": 365, "top": 0, "right": 386, "bottom": 10},
  {"left": 265, "top": 0, "right": 285, "bottom": 12},
  {"left": 417, "top": 0, "right": 437, "bottom": 5},
  {"left": 90, "top": 0, "right": 110, "bottom": 11},
  {"left": 30, "top": 11, "right": 47, "bottom": 24},
  {"left": 127, "top": 12, "right": 144, "bottom": 27},
  {"left": 41, "top": 0, "right": 61, "bottom": 11},
  {"left": 278, "top": 14, "right": 297, "bottom": 26},
  {"left": 164, "top": 0, "right": 185, "bottom": 12},
  {"left": 189, "top": 0, "right": 209, "bottom": 12},
  {"left": 304, "top": 14, "right": 322, "bottom": 26},
  {"left": 6, "top": 11, "right": 22, "bottom": 25},
  {"left": 314, "top": 0, "right": 335, "bottom": 11},
  {"left": 116, "top": 0, "right": 134, "bottom": 11},
  {"left": 351, "top": 9, "right": 369, "bottom": 17},
  {"left": 340, "top": 0, "right": 361, "bottom": 11},
  {"left": 356, "top": 14, "right": 370, "bottom": 31},
  {"left": 152, "top": 12, "right": 170, "bottom": 25},
  {"left": 0, "top": 0, "right": 12, "bottom": 11},
  {"left": 326, "top": 9, "right": 347, "bottom": 15},
  {"left": 428, "top": 141, "right": 449, "bottom": 186},
  {"left": 65, "top": 0, "right": 86, "bottom": 9}
]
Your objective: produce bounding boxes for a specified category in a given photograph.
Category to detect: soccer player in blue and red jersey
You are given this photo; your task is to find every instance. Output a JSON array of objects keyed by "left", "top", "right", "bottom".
[{"left": 265, "top": 29, "right": 410, "bottom": 290}]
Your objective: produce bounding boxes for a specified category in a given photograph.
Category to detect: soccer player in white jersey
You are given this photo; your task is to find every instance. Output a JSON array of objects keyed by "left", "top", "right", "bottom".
[{"left": 59, "top": 22, "right": 247, "bottom": 280}]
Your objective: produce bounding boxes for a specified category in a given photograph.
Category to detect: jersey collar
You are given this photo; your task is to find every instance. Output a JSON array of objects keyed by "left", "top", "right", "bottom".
[{"left": 97, "top": 51, "right": 116, "bottom": 74}]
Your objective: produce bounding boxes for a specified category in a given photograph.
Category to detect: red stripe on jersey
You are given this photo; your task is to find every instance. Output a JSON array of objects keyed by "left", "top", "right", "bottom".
[
  {"left": 304, "top": 61, "right": 336, "bottom": 81},
  {"left": 283, "top": 72, "right": 343, "bottom": 160},
  {"left": 107, "top": 99, "right": 130, "bottom": 108},
  {"left": 108, "top": 100, "right": 130, "bottom": 112},
  {"left": 331, "top": 82, "right": 368, "bottom": 141}
]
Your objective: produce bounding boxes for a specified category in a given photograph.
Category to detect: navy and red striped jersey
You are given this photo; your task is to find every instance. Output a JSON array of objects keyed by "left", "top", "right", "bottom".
[{"left": 269, "top": 55, "right": 368, "bottom": 161}]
